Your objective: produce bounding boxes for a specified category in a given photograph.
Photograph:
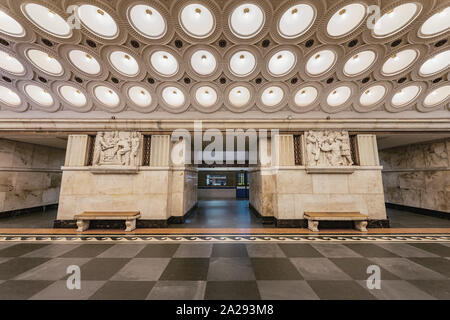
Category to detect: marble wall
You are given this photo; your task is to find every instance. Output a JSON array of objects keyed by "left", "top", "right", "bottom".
[
  {"left": 380, "top": 139, "right": 450, "bottom": 213},
  {"left": 0, "top": 139, "right": 65, "bottom": 213}
]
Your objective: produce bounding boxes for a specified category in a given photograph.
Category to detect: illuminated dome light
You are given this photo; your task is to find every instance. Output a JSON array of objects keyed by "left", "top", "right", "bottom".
[
  {"left": 94, "top": 86, "right": 120, "bottom": 107},
  {"left": 419, "top": 50, "right": 450, "bottom": 76},
  {"left": 261, "top": 86, "right": 284, "bottom": 107},
  {"left": 162, "top": 86, "right": 185, "bottom": 107},
  {"left": 0, "top": 85, "right": 21, "bottom": 106},
  {"left": 229, "top": 51, "right": 256, "bottom": 76},
  {"left": 306, "top": 50, "right": 336, "bottom": 75},
  {"left": 229, "top": 86, "right": 250, "bottom": 107},
  {"left": 180, "top": 4, "right": 215, "bottom": 38},
  {"left": 0, "top": 51, "right": 25, "bottom": 74},
  {"left": 373, "top": 3, "right": 420, "bottom": 38},
  {"left": 77, "top": 5, "right": 118, "bottom": 39},
  {"left": 294, "top": 86, "right": 318, "bottom": 107},
  {"left": 22, "top": 3, "right": 71, "bottom": 38},
  {"left": 278, "top": 4, "right": 315, "bottom": 39},
  {"left": 24, "top": 84, "right": 53, "bottom": 106},
  {"left": 359, "top": 85, "right": 386, "bottom": 106},
  {"left": 267, "top": 50, "right": 296, "bottom": 77},
  {"left": 128, "top": 86, "right": 152, "bottom": 107},
  {"left": 150, "top": 51, "right": 179, "bottom": 76},
  {"left": 190, "top": 50, "right": 217, "bottom": 75},
  {"left": 327, "top": 3, "right": 366, "bottom": 37},
  {"left": 381, "top": 49, "right": 418, "bottom": 76},
  {"left": 59, "top": 85, "right": 87, "bottom": 107},
  {"left": 423, "top": 85, "right": 450, "bottom": 107},
  {"left": 327, "top": 86, "right": 351, "bottom": 107},
  {"left": 109, "top": 51, "right": 139, "bottom": 76},
  {"left": 229, "top": 4, "right": 265, "bottom": 39},
  {"left": 26, "top": 49, "right": 63, "bottom": 75},
  {"left": 195, "top": 86, "right": 217, "bottom": 107},
  {"left": 68, "top": 50, "right": 101, "bottom": 74},
  {"left": 391, "top": 85, "right": 421, "bottom": 107},
  {"left": 343, "top": 50, "right": 376, "bottom": 76},
  {"left": 420, "top": 7, "right": 450, "bottom": 38},
  {"left": 128, "top": 5, "right": 166, "bottom": 39},
  {"left": 0, "top": 10, "right": 25, "bottom": 37}
]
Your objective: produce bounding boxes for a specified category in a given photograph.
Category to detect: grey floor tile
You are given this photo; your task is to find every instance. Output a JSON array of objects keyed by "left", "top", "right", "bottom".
[
  {"left": 136, "top": 244, "right": 180, "bottom": 258},
  {"left": 173, "top": 244, "right": 213, "bottom": 258},
  {"left": 290, "top": 258, "right": 352, "bottom": 280},
  {"left": 111, "top": 258, "right": 170, "bottom": 281},
  {"left": 22, "top": 244, "right": 82, "bottom": 258},
  {"left": 257, "top": 280, "right": 319, "bottom": 300},
  {"left": 159, "top": 258, "right": 209, "bottom": 281},
  {"left": 409, "top": 243, "right": 450, "bottom": 257},
  {"left": 0, "top": 243, "right": 17, "bottom": 251},
  {"left": 408, "top": 280, "right": 450, "bottom": 299},
  {"left": 330, "top": 258, "right": 400, "bottom": 280},
  {"left": 246, "top": 244, "right": 286, "bottom": 258},
  {"left": 212, "top": 244, "right": 248, "bottom": 257},
  {"left": 0, "top": 257, "right": 11, "bottom": 265},
  {"left": 307, "top": 280, "right": 376, "bottom": 300},
  {"left": 356, "top": 280, "right": 435, "bottom": 300},
  {"left": 98, "top": 244, "right": 147, "bottom": 258},
  {"left": 207, "top": 257, "right": 255, "bottom": 281},
  {"left": 311, "top": 244, "right": 361, "bottom": 258},
  {"left": 344, "top": 244, "right": 399, "bottom": 257},
  {"left": 278, "top": 244, "right": 323, "bottom": 257},
  {"left": 29, "top": 280, "right": 105, "bottom": 300},
  {"left": 147, "top": 281, "right": 206, "bottom": 300},
  {"left": 0, "top": 244, "right": 49, "bottom": 257},
  {"left": 376, "top": 243, "right": 439, "bottom": 258},
  {"left": 251, "top": 258, "right": 302, "bottom": 280},
  {"left": 0, "top": 280, "right": 53, "bottom": 299},
  {"left": 369, "top": 258, "right": 447, "bottom": 280},
  {"left": 76, "top": 258, "right": 132, "bottom": 280},
  {"left": 408, "top": 257, "right": 450, "bottom": 277},
  {"left": 60, "top": 244, "right": 114, "bottom": 258},
  {"left": 15, "top": 258, "right": 91, "bottom": 280},
  {"left": 205, "top": 281, "right": 260, "bottom": 300},
  {"left": 0, "top": 257, "right": 50, "bottom": 280},
  {"left": 90, "top": 281, "right": 155, "bottom": 300}
]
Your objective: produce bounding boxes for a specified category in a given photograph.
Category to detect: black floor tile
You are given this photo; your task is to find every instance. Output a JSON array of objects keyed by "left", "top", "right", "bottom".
[
  {"left": 330, "top": 258, "right": 400, "bottom": 280},
  {"left": 408, "top": 280, "right": 450, "bottom": 299},
  {"left": 344, "top": 244, "right": 399, "bottom": 257},
  {"left": 211, "top": 244, "right": 248, "bottom": 257},
  {"left": 60, "top": 244, "right": 114, "bottom": 258},
  {"left": 0, "top": 258, "right": 50, "bottom": 280},
  {"left": 74, "top": 258, "right": 131, "bottom": 280},
  {"left": 409, "top": 258, "right": 450, "bottom": 278},
  {"left": 251, "top": 258, "right": 303, "bottom": 280},
  {"left": 0, "top": 280, "right": 53, "bottom": 299},
  {"left": 307, "top": 280, "right": 376, "bottom": 300},
  {"left": 205, "top": 281, "right": 260, "bottom": 300},
  {"left": 159, "top": 258, "right": 209, "bottom": 281},
  {"left": 0, "top": 244, "right": 49, "bottom": 257},
  {"left": 278, "top": 244, "right": 323, "bottom": 257},
  {"left": 135, "top": 244, "right": 180, "bottom": 258},
  {"left": 90, "top": 281, "right": 155, "bottom": 300},
  {"left": 409, "top": 244, "right": 450, "bottom": 257}
]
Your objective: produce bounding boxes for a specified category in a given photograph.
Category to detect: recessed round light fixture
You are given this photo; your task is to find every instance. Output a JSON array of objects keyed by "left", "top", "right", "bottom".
[
  {"left": 22, "top": 3, "right": 71, "bottom": 38},
  {"left": 381, "top": 49, "right": 418, "bottom": 75},
  {"left": 359, "top": 85, "right": 386, "bottom": 106},
  {"left": 419, "top": 7, "right": 450, "bottom": 38},
  {"left": 195, "top": 86, "right": 217, "bottom": 107},
  {"left": 343, "top": 50, "right": 376, "bottom": 76},
  {"left": 294, "top": 86, "right": 318, "bottom": 107},
  {"left": 94, "top": 85, "right": 120, "bottom": 107},
  {"left": 0, "top": 50, "right": 25, "bottom": 74},
  {"left": 24, "top": 84, "right": 53, "bottom": 106},
  {"left": 128, "top": 86, "right": 152, "bottom": 107},
  {"left": 391, "top": 85, "right": 421, "bottom": 106},
  {"left": 267, "top": 50, "right": 296, "bottom": 76},
  {"left": 59, "top": 85, "right": 87, "bottom": 107},
  {"left": 306, "top": 49, "right": 336, "bottom": 75},
  {"left": 229, "top": 50, "right": 256, "bottom": 76},
  {"left": 229, "top": 86, "right": 251, "bottom": 107},
  {"left": 373, "top": 3, "right": 420, "bottom": 38},
  {"left": 327, "top": 3, "right": 366, "bottom": 37},
  {"left": 26, "top": 49, "right": 63, "bottom": 75},
  {"left": 150, "top": 51, "right": 179, "bottom": 76},
  {"left": 180, "top": 4, "right": 215, "bottom": 38},
  {"left": 190, "top": 50, "right": 217, "bottom": 75},
  {"left": 68, "top": 49, "right": 101, "bottom": 75},
  {"left": 109, "top": 51, "right": 139, "bottom": 77},
  {"left": 77, "top": 5, "right": 118, "bottom": 39},
  {"left": 278, "top": 4, "right": 315, "bottom": 39},
  {"left": 162, "top": 86, "right": 185, "bottom": 107},
  {"left": 327, "top": 86, "right": 352, "bottom": 107},
  {"left": 0, "top": 10, "right": 25, "bottom": 37},
  {"left": 0, "top": 85, "right": 21, "bottom": 106},
  {"left": 127, "top": 4, "right": 166, "bottom": 39},
  {"left": 423, "top": 85, "right": 450, "bottom": 106},
  {"left": 229, "top": 4, "right": 265, "bottom": 39},
  {"left": 261, "top": 86, "right": 284, "bottom": 107},
  {"left": 419, "top": 50, "right": 450, "bottom": 76}
]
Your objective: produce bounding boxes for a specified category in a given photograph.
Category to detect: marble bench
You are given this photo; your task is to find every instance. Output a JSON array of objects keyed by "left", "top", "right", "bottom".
[
  {"left": 304, "top": 212, "right": 368, "bottom": 232},
  {"left": 74, "top": 211, "right": 141, "bottom": 232}
]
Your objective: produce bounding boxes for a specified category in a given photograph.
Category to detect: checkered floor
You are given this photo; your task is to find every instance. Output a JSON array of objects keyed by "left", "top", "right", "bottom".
[{"left": 0, "top": 242, "right": 449, "bottom": 300}]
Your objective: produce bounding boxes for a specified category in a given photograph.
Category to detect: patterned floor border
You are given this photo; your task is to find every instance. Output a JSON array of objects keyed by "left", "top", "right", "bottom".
[{"left": 1, "top": 233, "right": 450, "bottom": 242}]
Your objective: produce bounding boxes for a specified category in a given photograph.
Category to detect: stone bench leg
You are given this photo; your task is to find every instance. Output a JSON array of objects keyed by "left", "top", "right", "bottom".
[
  {"left": 355, "top": 221, "right": 368, "bottom": 232},
  {"left": 77, "top": 220, "right": 89, "bottom": 232},
  {"left": 125, "top": 219, "right": 136, "bottom": 232},
  {"left": 308, "top": 220, "right": 319, "bottom": 232}
]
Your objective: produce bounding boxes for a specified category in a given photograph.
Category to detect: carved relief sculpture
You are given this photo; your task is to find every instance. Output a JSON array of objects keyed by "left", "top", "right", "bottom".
[
  {"left": 305, "top": 130, "right": 354, "bottom": 167},
  {"left": 93, "top": 131, "right": 142, "bottom": 167}
]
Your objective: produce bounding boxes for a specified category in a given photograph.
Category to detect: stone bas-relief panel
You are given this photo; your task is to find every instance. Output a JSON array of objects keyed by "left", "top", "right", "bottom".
[
  {"left": 93, "top": 131, "right": 141, "bottom": 167},
  {"left": 305, "top": 130, "right": 353, "bottom": 167}
]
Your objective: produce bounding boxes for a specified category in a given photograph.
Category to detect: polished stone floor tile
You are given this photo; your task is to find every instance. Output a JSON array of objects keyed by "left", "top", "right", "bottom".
[
  {"left": 60, "top": 244, "right": 114, "bottom": 258},
  {"left": 278, "top": 244, "right": 323, "bottom": 257},
  {"left": 98, "top": 244, "right": 147, "bottom": 258},
  {"left": 173, "top": 244, "right": 213, "bottom": 258},
  {"left": 369, "top": 258, "right": 447, "bottom": 280},
  {"left": 407, "top": 280, "right": 450, "bottom": 299},
  {"left": 147, "top": 281, "right": 206, "bottom": 300},
  {"left": 159, "top": 258, "right": 209, "bottom": 281},
  {"left": 22, "top": 244, "right": 82, "bottom": 258},
  {"left": 307, "top": 280, "right": 376, "bottom": 300},
  {"left": 90, "top": 281, "right": 155, "bottom": 300},
  {"left": 205, "top": 281, "right": 260, "bottom": 300},
  {"left": 0, "top": 243, "right": 17, "bottom": 251},
  {"left": 15, "top": 258, "right": 91, "bottom": 281},
  {"left": 246, "top": 244, "right": 286, "bottom": 258},
  {"left": 73, "top": 258, "right": 131, "bottom": 281},
  {"left": 136, "top": 244, "right": 180, "bottom": 258},
  {"left": 251, "top": 258, "right": 303, "bottom": 280},
  {"left": 356, "top": 280, "right": 435, "bottom": 300},
  {"left": 290, "top": 258, "right": 352, "bottom": 280},
  {"left": 311, "top": 244, "right": 361, "bottom": 258},
  {"left": 330, "top": 258, "right": 400, "bottom": 280},
  {"left": 0, "top": 257, "right": 50, "bottom": 280},
  {"left": 30, "top": 280, "right": 105, "bottom": 300},
  {"left": 0, "top": 243, "right": 49, "bottom": 257},
  {"left": 207, "top": 258, "right": 255, "bottom": 281},
  {"left": 376, "top": 243, "right": 439, "bottom": 258},
  {"left": 406, "top": 257, "right": 450, "bottom": 278},
  {"left": 408, "top": 243, "right": 450, "bottom": 257},
  {"left": 257, "top": 280, "right": 319, "bottom": 300},
  {"left": 211, "top": 244, "right": 248, "bottom": 257},
  {"left": 0, "top": 257, "right": 11, "bottom": 265},
  {"left": 111, "top": 258, "right": 170, "bottom": 281},
  {"left": 0, "top": 280, "right": 53, "bottom": 299},
  {"left": 343, "top": 244, "right": 399, "bottom": 257}
]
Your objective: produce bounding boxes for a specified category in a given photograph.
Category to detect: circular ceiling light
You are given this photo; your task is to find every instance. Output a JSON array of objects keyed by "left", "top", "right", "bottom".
[
  {"left": 229, "top": 4, "right": 265, "bottom": 39},
  {"left": 343, "top": 50, "right": 376, "bottom": 76},
  {"left": 373, "top": 3, "right": 420, "bottom": 38},
  {"left": 128, "top": 5, "right": 166, "bottom": 39},
  {"left": 229, "top": 51, "right": 256, "bottom": 76},
  {"left": 294, "top": 86, "right": 318, "bottom": 107},
  {"left": 128, "top": 86, "right": 151, "bottom": 107},
  {"left": 94, "top": 86, "right": 120, "bottom": 107},
  {"left": 77, "top": 5, "right": 118, "bottom": 39},
  {"left": 381, "top": 49, "right": 418, "bottom": 75},
  {"left": 327, "top": 3, "right": 366, "bottom": 37},
  {"left": 306, "top": 49, "right": 336, "bottom": 75},
  {"left": 190, "top": 50, "right": 217, "bottom": 75},
  {"left": 0, "top": 10, "right": 25, "bottom": 37},
  {"left": 0, "top": 51, "right": 25, "bottom": 74},
  {"left": 278, "top": 4, "right": 315, "bottom": 39},
  {"left": 180, "top": 4, "right": 215, "bottom": 38},
  {"left": 162, "top": 86, "right": 185, "bottom": 107},
  {"left": 229, "top": 86, "right": 250, "bottom": 107},
  {"left": 59, "top": 85, "right": 87, "bottom": 107},
  {"left": 109, "top": 51, "right": 139, "bottom": 76},
  {"left": 327, "top": 86, "right": 351, "bottom": 107},
  {"left": 359, "top": 85, "right": 386, "bottom": 106},
  {"left": 195, "top": 86, "right": 217, "bottom": 107},
  {"left": 419, "top": 50, "right": 450, "bottom": 76},
  {"left": 22, "top": 3, "right": 71, "bottom": 38},
  {"left": 391, "top": 85, "right": 421, "bottom": 107},
  {"left": 423, "top": 85, "right": 450, "bottom": 107},
  {"left": 25, "top": 84, "right": 53, "bottom": 106},
  {"left": 150, "top": 51, "right": 179, "bottom": 76},
  {"left": 68, "top": 50, "right": 101, "bottom": 74},
  {"left": 26, "top": 49, "right": 63, "bottom": 75},
  {"left": 268, "top": 50, "right": 296, "bottom": 76},
  {"left": 419, "top": 7, "right": 450, "bottom": 38},
  {"left": 261, "top": 86, "right": 284, "bottom": 107},
  {"left": 0, "top": 85, "right": 21, "bottom": 106}
]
